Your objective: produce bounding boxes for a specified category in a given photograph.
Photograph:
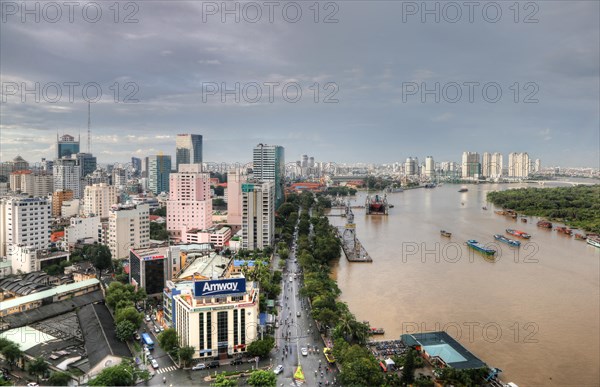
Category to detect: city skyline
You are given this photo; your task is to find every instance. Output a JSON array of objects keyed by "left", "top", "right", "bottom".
[{"left": 1, "top": 2, "right": 598, "bottom": 167}]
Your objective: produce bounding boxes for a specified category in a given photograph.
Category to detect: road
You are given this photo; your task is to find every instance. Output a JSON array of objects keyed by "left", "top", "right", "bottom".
[{"left": 274, "top": 225, "right": 338, "bottom": 386}]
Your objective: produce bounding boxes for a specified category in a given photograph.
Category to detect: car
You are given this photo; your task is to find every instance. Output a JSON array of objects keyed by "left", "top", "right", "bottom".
[
  {"left": 27, "top": 383, "right": 40, "bottom": 387},
  {"left": 154, "top": 326, "right": 160, "bottom": 333},
  {"left": 296, "top": 311, "right": 301, "bottom": 317},
  {"left": 145, "top": 315, "right": 151, "bottom": 322},
  {"left": 289, "top": 277, "right": 293, "bottom": 282},
  {"left": 273, "top": 365, "right": 284, "bottom": 375},
  {"left": 159, "top": 326, "right": 165, "bottom": 332},
  {"left": 207, "top": 360, "right": 220, "bottom": 369},
  {"left": 147, "top": 354, "right": 153, "bottom": 360},
  {"left": 301, "top": 347, "right": 308, "bottom": 356},
  {"left": 151, "top": 359, "right": 159, "bottom": 369},
  {"left": 192, "top": 363, "right": 206, "bottom": 370},
  {"left": 230, "top": 358, "right": 243, "bottom": 366}
]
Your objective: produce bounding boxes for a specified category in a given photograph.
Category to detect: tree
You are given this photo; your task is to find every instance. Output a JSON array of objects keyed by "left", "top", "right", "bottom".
[
  {"left": 115, "top": 306, "right": 143, "bottom": 327},
  {"left": 214, "top": 373, "right": 237, "bottom": 387},
  {"left": 115, "top": 320, "right": 137, "bottom": 342},
  {"left": 88, "top": 364, "right": 135, "bottom": 386},
  {"left": 26, "top": 357, "right": 48, "bottom": 383},
  {"left": 157, "top": 329, "right": 179, "bottom": 353},
  {"left": 48, "top": 371, "right": 72, "bottom": 386},
  {"left": 1, "top": 342, "right": 22, "bottom": 370},
  {"left": 0, "top": 337, "right": 11, "bottom": 352},
  {"left": 401, "top": 349, "right": 417, "bottom": 385},
  {"left": 178, "top": 346, "right": 195, "bottom": 368},
  {"left": 247, "top": 370, "right": 276, "bottom": 387},
  {"left": 89, "top": 244, "right": 112, "bottom": 277},
  {"left": 246, "top": 337, "right": 274, "bottom": 359}
]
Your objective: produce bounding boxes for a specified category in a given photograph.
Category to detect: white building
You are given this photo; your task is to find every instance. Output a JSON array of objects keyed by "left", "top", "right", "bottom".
[
  {"left": 108, "top": 203, "right": 150, "bottom": 259},
  {"left": 0, "top": 196, "right": 51, "bottom": 257},
  {"left": 242, "top": 181, "right": 275, "bottom": 250},
  {"left": 424, "top": 156, "right": 435, "bottom": 178},
  {"left": 22, "top": 172, "right": 54, "bottom": 197},
  {"left": 508, "top": 152, "right": 530, "bottom": 178},
  {"left": 53, "top": 157, "right": 82, "bottom": 199},
  {"left": 83, "top": 183, "right": 118, "bottom": 218},
  {"left": 166, "top": 164, "right": 212, "bottom": 241},
  {"left": 404, "top": 157, "right": 418, "bottom": 176},
  {"left": 10, "top": 245, "right": 70, "bottom": 274},
  {"left": 65, "top": 216, "right": 102, "bottom": 247}
]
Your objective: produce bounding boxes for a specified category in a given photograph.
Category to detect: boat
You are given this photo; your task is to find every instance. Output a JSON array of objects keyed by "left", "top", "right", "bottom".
[
  {"left": 494, "top": 210, "right": 506, "bottom": 215},
  {"left": 424, "top": 183, "right": 437, "bottom": 188},
  {"left": 440, "top": 230, "right": 452, "bottom": 237},
  {"left": 586, "top": 236, "right": 600, "bottom": 248},
  {"left": 521, "top": 218, "right": 527, "bottom": 223},
  {"left": 458, "top": 186, "right": 468, "bottom": 192},
  {"left": 369, "top": 328, "right": 385, "bottom": 335},
  {"left": 555, "top": 226, "right": 573, "bottom": 235},
  {"left": 385, "top": 187, "right": 404, "bottom": 193},
  {"left": 365, "top": 194, "right": 389, "bottom": 215},
  {"left": 466, "top": 240, "right": 496, "bottom": 256},
  {"left": 482, "top": 206, "right": 488, "bottom": 210},
  {"left": 574, "top": 233, "right": 587, "bottom": 240},
  {"left": 494, "top": 234, "right": 521, "bottom": 247},
  {"left": 506, "top": 229, "right": 531, "bottom": 239},
  {"left": 536, "top": 220, "right": 552, "bottom": 228}
]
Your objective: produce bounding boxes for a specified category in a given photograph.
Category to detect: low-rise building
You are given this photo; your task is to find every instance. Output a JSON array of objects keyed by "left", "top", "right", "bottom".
[
  {"left": 183, "top": 226, "right": 232, "bottom": 247},
  {"left": 10, "top": 245, "right": 70, "bottom": 274}
]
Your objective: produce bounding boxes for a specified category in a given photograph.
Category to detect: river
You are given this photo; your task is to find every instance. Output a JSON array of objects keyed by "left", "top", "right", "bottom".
[{"left": 329, "top": 182, "right": 600, "bottom": 387}]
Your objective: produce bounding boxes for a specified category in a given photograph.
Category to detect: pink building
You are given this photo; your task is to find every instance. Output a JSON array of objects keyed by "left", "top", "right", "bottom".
[
  {"left": 167, "top": 164, "right": 212, "bottom": 240},
  {"left": 227, "top": 169, "right": 246, "bottom": 225}
]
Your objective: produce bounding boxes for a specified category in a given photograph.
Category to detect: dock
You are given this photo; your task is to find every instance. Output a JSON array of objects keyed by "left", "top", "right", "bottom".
[{"left": 337, "top": 226, "right": 372, "bottom": 262}]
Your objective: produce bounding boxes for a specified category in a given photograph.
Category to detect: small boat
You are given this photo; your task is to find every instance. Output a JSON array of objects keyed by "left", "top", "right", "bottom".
[
  {"left": 466, "top": 240, "right": 496, "bottom": 256},
  {"left": 574, "top": 233, "right": 587, "bottom": 240},
  {"left": 461, "top": 202, "right": 465, "bottom": 206},
  {"left": 536, "top": 220, "right": 552, "bottom": 228},
  {"left": 506, "top": 229, "right": 531, "bottom": 239},
  {"left": 440, "top": 230, "right": 452, "bottom": 237},
  {"left": 389, "top": 204, "right": 395, "bottom": 208},
  {"left": 587, "top": 237, "right": 600, "bottom": 248},
  {"left": 369, "top": 328, "right": 385, "bottom": 335},
  {"left": 494, "top": 234, "right": 521, "bottom": 247},
  {"left": 494, "top": 210, "right": 506, "bottom": 215},
  {"left": 521, "top": 218, "right": 527, "bottom": 223},
  {"left": 555, "top": 226, "right": 573, "bottom": 235},
  {"left": 482, "top": 206, "right": 488, "bottom": 210},
  {"left": 458, "top": 186, "right": 468, "bottom": 192}
]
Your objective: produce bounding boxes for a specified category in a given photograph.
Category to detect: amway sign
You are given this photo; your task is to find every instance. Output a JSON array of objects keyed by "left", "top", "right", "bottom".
[{"left": 195, "top": 278, "right": 246, "bottom": 297}]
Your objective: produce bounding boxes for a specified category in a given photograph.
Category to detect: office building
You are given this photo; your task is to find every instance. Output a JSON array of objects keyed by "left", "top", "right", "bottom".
[
  {"left": 83, "top": 183, "right": 118, "bottom": 218},
  {"left": 227, "top": 169, "right": 247, "bottom": 226},
  {"left": 112, "top": 166, "right": 128, "bottom": 188},
  {"left": 461, "top": 152, "right": 481, "bottom": 178},
  {"left": 76, "top": 153, "right": 97, "bottom": 177},
  {"left": 424, "top": 156, "right": 435, "bottom": 178},
  {"left": 176, "top": 134, "right": 203, "bottom": 171},
  {"left": 242, "top": 181, "right": 275, "bottom": 249},
  {"left": 108, "top": 203, "right": 150, "bottom": 259},
  {"left": 0, "top": 196, "right": 51, "bottom": 257},
  {"left": 10, "top": 245, "right": 70, "bottom": 274},
  {"left": 253, "top": 144, "right": 285, "bottom": 209},
  {"left": 508, "top": 152, "right": 530, "bottom": 178},
  {"left": 166, "top": 164, "right": 212, "bottom": 241},
  {"left": 131, "top": 157, "right": 142, "bottom": 176},
  {"left": 52, "top": 190, "right": 74, "bottom": 218},
  {"left": 53, "top": 157, "right": 82, "bottom": 199},
  {"left": 148, "top": 155, "right": 172, "bottom": 195},
  {"left": 57, "top": 134, "right": 80, "bottom": 158},
  {"left": 129, "top": 246, "right": 173, "bottom": 296},
  {"left": 21, "top": 172, "right": 54, "bottom": 197}
]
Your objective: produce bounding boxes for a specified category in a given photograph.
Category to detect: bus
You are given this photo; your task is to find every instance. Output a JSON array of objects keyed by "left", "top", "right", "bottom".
[{"left": 141, "top": 333, "right": 154, "bottom": 350}]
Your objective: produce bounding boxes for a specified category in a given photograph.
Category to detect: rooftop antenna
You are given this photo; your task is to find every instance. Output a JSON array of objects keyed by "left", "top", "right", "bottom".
[{"left": 87, "top": 101, "right": 91, "bottom": 153}]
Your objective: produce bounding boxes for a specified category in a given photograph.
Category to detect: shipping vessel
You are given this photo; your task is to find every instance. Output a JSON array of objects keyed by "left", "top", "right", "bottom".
[
  {"left": 440, "top": 230, "right": 452, "bottom": 237},
  {"left": 365, "top": 194, "right": 389, "bottom": 215},
  {"left": 506, "top": 229, "right": 531, "bottom": 239},
  {"left": 458, "top": 186, "right": 468, "bottom": 192},
  {"left": 555, "top": 226, "right": 573, "bottom": 235},
  {"left": 494, "top": 234, "right": 521, "bottom": 247},
  {"left": 586, "top": 236, "right": 600, "bottom": 248},
  {"left": 536, "top": 220, "right": 553, "bottom": 228},
  {"left": 467, "top": 240, "right": 496, "bottom": 256}
]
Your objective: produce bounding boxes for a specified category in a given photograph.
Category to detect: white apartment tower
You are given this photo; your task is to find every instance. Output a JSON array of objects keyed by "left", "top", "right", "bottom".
[
  {"left": 108, "top": 203, "right": 150, "bottom": 259},
  {"left": 242, "top": 181, "right": 275, "bottom": 250},
  {"left": 508, "top": 152, "right": 530, "bottom": 178},
  {"left": 84, "top": 183, "right": 118, "bottom": 218},
  {"left": 53, "top": 157, "right": 82, "bottom": 199},
  {"left": 166, "top": 164, "right": 213, "bottom": 240},
  {"left": 0, "top": 196, "right": 51, "bottom": 257},
  {"left": 424, "top": 156, "right": 435, "bottom": 178}
]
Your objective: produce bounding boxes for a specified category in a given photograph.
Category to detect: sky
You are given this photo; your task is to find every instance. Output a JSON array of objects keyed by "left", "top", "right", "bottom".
[{"left": 1, "top": 0, "right": 599, "bottom": 167}]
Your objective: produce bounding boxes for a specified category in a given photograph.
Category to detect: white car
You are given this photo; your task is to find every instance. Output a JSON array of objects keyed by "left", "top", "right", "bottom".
[
  {"left": 192, "top": 363, "right": 206, "bottom": 371},
  {"left": 151, "top": 359, "right": 159, "bottom": 369},
  {"left": 154, "top": 326, "right": 160, "bottom": 333},
  {"left": 273, "top": 365, "right": 284, "bottom": 375},
  {"left": 301, "top": 347, "right": 308, "bottom": 356},
  {"left": 145, "top": 315, "right": 151, "bottom": 322}
]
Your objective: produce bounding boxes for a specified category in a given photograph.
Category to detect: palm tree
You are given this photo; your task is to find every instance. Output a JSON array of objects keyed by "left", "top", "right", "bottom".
[{"left": 1, "top": 343, "right": 22, "bottom": 370}]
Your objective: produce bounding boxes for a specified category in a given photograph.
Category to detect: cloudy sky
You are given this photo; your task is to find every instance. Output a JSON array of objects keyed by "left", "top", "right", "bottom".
[{"left": 1, "top": 1, "right": 598, "bottom": 167}]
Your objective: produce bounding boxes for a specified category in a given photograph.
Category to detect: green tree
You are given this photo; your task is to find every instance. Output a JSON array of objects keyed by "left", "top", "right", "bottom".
[
  {"left": 115, "top": 320, "right": 137, "bottom": 342},
  {"left": 48, "top": 371, "right": 72, "bottom": 386},
  {"left": 0, "top": 338, "right": 11, "bottom": 352},
  {"left": 157, "top": 329, "right": 179, "bottom": 353},
  {"left": 214, "top": 373, "right": 237, "bottom": 387},
  {"left": 400, "top": 349, "right": 417, "bottom": 385},
  {"left": 26, "top": 357, "right": 48, "bottom": 383},
  {"left": 1, "top": 342, "right": 22, "bottom": 370},
  {"left": 246, "top": 337, "right": 274, "bottom": 358},
  {"left": 0, "top": 377, "right": 11, "bottom": 386},
  {"left": 89, "top": 244, "right": 112, "bottom": 277},
  {"left": 115, "top": 306, "right": 143, "bottom": 327},
  {"left": 88, "top": 363, "right": 135, "bottom": 386},
  {"left": 247, "top": 370, "right": 276, "bottom": 387},
  {"left": 178, "top": 346, "right": 195, "bottom": 367}
]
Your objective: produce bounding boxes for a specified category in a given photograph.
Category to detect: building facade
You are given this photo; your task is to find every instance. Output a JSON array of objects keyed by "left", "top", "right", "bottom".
[
  {"left": 461, "top": 152, "right": 481, "bottom": 178},
  {"left": 226, "top": 170, "right": 247, "bottom": 226},
  {"left": 108, "top": 203, "right": 150, "bottom": 259},
  {"left": 508, "top": 152, "right": 530, "bottom": 178},
  {"left": 83, "top": 183, "right": 118, "bottom": 218},
  {"left": 53, "top": 157, "right": 82, "bottom": 199},
  {"left": 424, "top": 156, "right": 435, "bottom": 178},
  {"left": 253, "top": 144, "right": 285, "bottom": 209},
  {"left": 52, "top": 190, "right": 74, "bottom": 218},
  {"left": 57, "top": 134, "right": 80, "bottom": 158},
  {"left": 76, "top": 153, "right": 97, "bottom": 177},
  {"left": 0, "top": 196, "right": 51, "bottom": 257},
  {"left": 175, "top": 134, "right": 203, "bottom": 171},
  {"left": 148, "top": 155, "right": 172, "bottom": 195},
  {"left": 65, "top": 216, "right": 102, "bottom": 247},
  {"left": 242, "top": 181, "right": 275, "bottom": 250}
]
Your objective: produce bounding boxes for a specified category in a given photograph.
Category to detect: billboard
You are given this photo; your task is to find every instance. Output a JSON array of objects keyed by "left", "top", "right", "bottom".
[{"left": 194, "top": 278, "right": 246, "bottom": 297}]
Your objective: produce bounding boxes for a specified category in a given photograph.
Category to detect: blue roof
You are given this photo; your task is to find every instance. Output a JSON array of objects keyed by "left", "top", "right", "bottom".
[
  {"left": 234, "top": 260, "right": 255, "bottom": 267},
  {"left": 401, "top": 332, "right": 487, "bottom": 370}
]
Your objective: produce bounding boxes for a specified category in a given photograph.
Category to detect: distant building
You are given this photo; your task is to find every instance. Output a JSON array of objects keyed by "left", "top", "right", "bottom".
[
  {"left": 53, "top": 157, "right": 82, "bottom": 199},
  {"left": 57, "top": 134, "right": 80, "bottom": 158},
  {"left": 65, "top": 216, "right": 102, "bottom": 248},
  {"left": 10, "top": 245, "right": 70, "bottom": 274},
  {"left": 76, "top": 153, "right": 97, "bottom": 177},
  {"left": 424, "top": 156, "right": 435, "bottom": 178},
  {"left": 83, "top": 183, "right": 118, "bottom": 218},
  {"left": 131, "top": 157, "right": 142, "bottom": 176},
  {"left": 404, "top": 157, "right": 418, "bottom": 176},
  {"left": 461, "top": 152, "right": 481, "bottom": 178},
  {"left": 253, "top": 144, "right": 285, "bottom": 209},
  {"left": 0, "top": 196, "right": 51, "bottom": 257},
  {"left": 129, "top": 246, "right": 184, "bottom": 296},
  {"left": 108, "top": 203, "right": 150, "bottom": 259},
  {"left": 242, "top": 181, "right": 275, "bottom": 249},
  {"left": 52, "top": 190, "right": 73, "bottom": 218},
  {"left": 176, "top": 134, "right": 203, "bottom": 171},
  {"left": 20, "top": 171, "right": 53, "bottom": 197},
  {"left": 534, "top": 158, "right": 541, "bottom": 173},
  {"left": 508, "top": 152, "right": 530, "bottom": 178},
  {"left": 148, "top": 155, "right": 171, "bottom": 195},
  {"left": 227, "top": 169, "right": 247, "bottom": 226}
]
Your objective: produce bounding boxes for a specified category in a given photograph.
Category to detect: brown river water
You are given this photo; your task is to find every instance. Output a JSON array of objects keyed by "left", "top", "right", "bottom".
[{"left": 329, "top": 183, "right": 600, "bottom": 387}]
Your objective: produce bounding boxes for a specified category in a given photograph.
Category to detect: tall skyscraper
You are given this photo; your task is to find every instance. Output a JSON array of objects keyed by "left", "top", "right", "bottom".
[
  {"left": 166, "top": 164, "right": 213, "bottom": 240},
  {"left": 57, "top": 134, "right": 80, "bottom": 158},
  {"left": 491, "top": 152, "right": 503, "bottom": 178},
  {"left": 76, "top": 152, "right": 97, "bottom": 177},
  {"left": 175, "top": 134, "right": 203, "bottom": 171},
  {"left": 53, "top": 157, "right": 82, "bottom": 198},
  {"left": 404, "top": 157, "right": 417, "bottom": 176},
  {"left": 508, "top": 152, "right": 530, "bottom": 178},
  {"left": 253, "top": 144, "right": 285, "bottom": 209},
  {"left": 424, "top": 156, "right": 435, "bottom": 178},
  {"left": 461, "top": 152, "right": 481, "bottom": 178},
  {"left": 131, "top": 157, "right": 142, "bottom": 176},
  {"left": 242, "top": 181, "right": 275, "bottom": 249},
  {"left": 83, "top": 183, "right": 118, "bottom": 218},
  {"left": 148, "top": 155, "right": 172, "bottom": 195}
]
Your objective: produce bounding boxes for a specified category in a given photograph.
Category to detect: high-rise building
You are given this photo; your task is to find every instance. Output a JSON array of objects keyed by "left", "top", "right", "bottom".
[
  {"left": 83, "top": 183, "right": 118, "bottom": 218},
  {"left": 424, "top": 156, "right": 435, "bottom": 178},
  {"left": 53, "top": 157, "right": 82, "bottom": 198},
  {"left": 148, "top": 155, "right": 172, "bottom": 195},
  {"left": 301, "top": 155, "right": 308, "bottom": 168},
  {"left": 461, "top": 152, "right": 481, "bottom": 178},
  {"left": 65, "top": 216, "right": 102, "bottom": 247},
  {"left": 404, "top": 157, "right": 417, "bottom": 176},
  {"left": 108, "top": 203, "right": 150, "bottom": 259},
  {"left": 21, "top": 172, "right": 54, "bottom": 197},
  {"left": 534, "top": 159, "right": 541, "bottom": 173},
  {"left": 112, "top": 167, "right": 128, "bottom": 188},
  {"left": 482, "top": 152, "right": 492, "bottom": 178},
  {"left": 176, "top": 134, "right": 203, "bottom": 171},
  {"left": 76, "top": 153, "right": 97, "bottom": 177},
  {"left": 491, "top": 153, "right": 503, "bottom": 178},
  {"left": 57, "top": 134, "right": 80, "bottom": 158},
  {"left": 253, "top": 144, "right": 284, "bottom": 209},
  {"left": 131, "top": 157, "right": 142, "bottom": 176},
  {"left": 0, "top": 196, "right": 51, "bottom": 257},
  {"left": 52, "top": 190, "right": 74, "bottom": 218},
  {"left": 166, "top": 164, "right": 213, "bottom": 241},
  {"left": 242, "top": 181, "right": 275, "bottom": 249},
  {"left": 508, "top": 152, "right": 530, "bottom": 178},
  {"left": 227, "top": 169, "right": 247, "bottom": 226}
]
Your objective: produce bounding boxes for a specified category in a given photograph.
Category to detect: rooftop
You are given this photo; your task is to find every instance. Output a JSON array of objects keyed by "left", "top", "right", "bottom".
[
  {"left": 178, "top": 252, "right": 231, "bottom": 280},
  {"left": 401, "top": 332, "right": 487, "bottom": 370}
]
